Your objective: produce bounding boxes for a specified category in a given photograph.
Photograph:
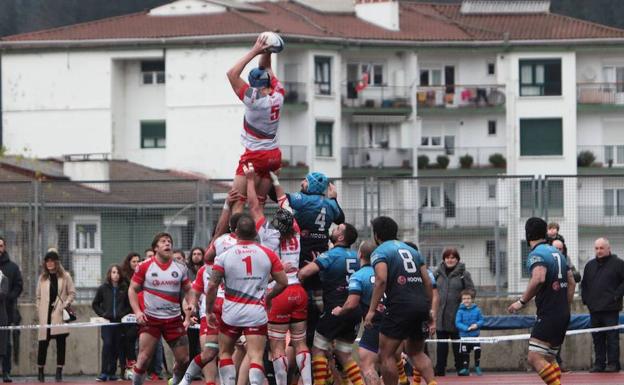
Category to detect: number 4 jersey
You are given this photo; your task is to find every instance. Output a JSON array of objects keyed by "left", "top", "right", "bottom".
[{"left": 526, "top": 242, "right": 570, "bottom": 317}]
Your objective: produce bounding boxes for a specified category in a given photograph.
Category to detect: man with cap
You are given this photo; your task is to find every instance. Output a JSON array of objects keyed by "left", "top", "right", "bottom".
[
  {"left": 508, "top": 217, "right": 576, "bottom": 385},
  {"left": 227, "top": 34, "right": 285, "bottom": 214}
]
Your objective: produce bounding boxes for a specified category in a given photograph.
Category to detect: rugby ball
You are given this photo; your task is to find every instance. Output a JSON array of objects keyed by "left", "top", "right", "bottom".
[{"left": 260, "top": 31, "right": 284, "bottom": 53}]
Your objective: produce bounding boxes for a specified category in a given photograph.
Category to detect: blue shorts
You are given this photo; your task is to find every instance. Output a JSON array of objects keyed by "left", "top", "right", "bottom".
[{"left": 359, "top": 323, "right": 380, "bottom": 353}]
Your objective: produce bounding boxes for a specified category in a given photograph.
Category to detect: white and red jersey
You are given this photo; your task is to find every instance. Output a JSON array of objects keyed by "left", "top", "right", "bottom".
[
  {"left": 237, "top": 76, "right": 285, "bottom": 151},
  {"left": 132, "top": 257, "right": 189, "bottom": 320},
  {"left": 213, "top": 240, "right": 284, "bottom": 327},
  {"left": 192, "top": 264, "right": 213, "bottom": 318},
  {"left": 207, "top": 233, "right": 238, "bottom": 299},
  {"left": 257, "top": 217, "right": 301, "bottom": 286}
]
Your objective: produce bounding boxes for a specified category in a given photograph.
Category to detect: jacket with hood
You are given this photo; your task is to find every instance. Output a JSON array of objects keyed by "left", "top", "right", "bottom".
[
  {"left": 0, "top": 250, "right": 23, "bottom": 324},
  {"left": 455, "top": 303, "right": 484, "bottom": 338},
  {"left": 435, "top": 261, "right": 475, "bottom": 332}
]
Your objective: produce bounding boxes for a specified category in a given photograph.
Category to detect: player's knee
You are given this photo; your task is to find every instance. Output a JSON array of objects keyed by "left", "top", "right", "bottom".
[
  {"left": 313, "top": 332, "right": 331, "bottom": 351},
  {"left": 334, "top": 340, "right": 353, "bottom": 354}
]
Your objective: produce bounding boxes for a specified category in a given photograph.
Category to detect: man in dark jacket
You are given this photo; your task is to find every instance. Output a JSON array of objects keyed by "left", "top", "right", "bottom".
[
  {"left": 0, "top": 237, "right": 22, "bottom": 383},
  {"left": 581, "top": 237, "right": 624, "bottom": 373}
]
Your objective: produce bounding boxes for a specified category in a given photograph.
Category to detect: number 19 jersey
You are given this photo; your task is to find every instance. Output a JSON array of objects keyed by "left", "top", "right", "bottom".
[{"left": 213, "top": 240, "right": 284, "bottom": 327}]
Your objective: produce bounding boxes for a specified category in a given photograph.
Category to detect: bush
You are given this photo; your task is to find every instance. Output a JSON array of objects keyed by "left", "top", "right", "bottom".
[
  {"left": 489, "top": 153, "right": 506, "bottom": 168},
  {"left": 417, "top": 155, "right": 430, "bottom": 169},
  {"left": 436, "top": 155, "right": 450, "bottom": 169},
  {"left": 577, "top": 151, "right": 596, "bottom": 167},
  {"left": 459, "top": 154, "right": 474, "bottom": 169}
]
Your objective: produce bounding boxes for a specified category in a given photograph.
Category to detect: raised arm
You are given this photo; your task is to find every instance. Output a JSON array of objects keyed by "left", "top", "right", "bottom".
[
  {"left": 227, "top": 35, "right": 270, "bottom": 97},
  {"left": 244, "top": 163, "right": 264, "bottom": 223},
  {"left": 269, "top": 171, "right": 292, "bottom": 213},
  {"left": 213, "top": 189, "right": 244, "bottom": 239},
  {"left": 259, "top": 52, "right": 272, "bottom": 74}
]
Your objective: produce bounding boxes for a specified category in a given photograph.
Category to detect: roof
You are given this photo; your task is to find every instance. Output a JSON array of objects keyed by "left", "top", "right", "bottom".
[
  {"left": 0, "top": 157, "right": 230, "bottom": 205},
  {"left": 3, "top": 1, "right": 624, "bottom": 47}
]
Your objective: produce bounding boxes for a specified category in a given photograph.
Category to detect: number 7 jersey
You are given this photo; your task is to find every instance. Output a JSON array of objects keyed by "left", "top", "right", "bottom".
[{"left": 526, "top": 242, "right": 570, "bottom": 316}]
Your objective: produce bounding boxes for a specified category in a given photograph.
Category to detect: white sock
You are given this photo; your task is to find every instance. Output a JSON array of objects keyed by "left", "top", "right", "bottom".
[
  {"left": 249, "top": 364, "right": 265, "bottom": 385},
  {"left": 171, "top": 369, "right": 185, "bottom": 385},
  {"left": 132, "top": 369, "right": 147, "bottom": 385},
  {"left": 179, "top": 358, "right": 202, "bottom": 385},
  {"left": 218, "top": 361, "right": 236, "bottom": 385},
  {"left": 296, "top": 351, "right": 312, "bottom": 385},
  {"left": 273, "top": 356, "right": 288, "bottom": 385}
]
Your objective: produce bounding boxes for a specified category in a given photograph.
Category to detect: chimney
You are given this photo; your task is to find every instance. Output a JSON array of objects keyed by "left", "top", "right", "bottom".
[
  {"left": 63, "top": 153, "right": 111, "bottom": 193},
  {"left": 355, "top": 0, "right": 399, "bottom": 31}
]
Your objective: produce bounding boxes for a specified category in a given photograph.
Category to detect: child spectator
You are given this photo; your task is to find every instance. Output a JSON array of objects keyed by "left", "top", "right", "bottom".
[{"left": 455, "top": 289, "right": 484, "bottom": 376}]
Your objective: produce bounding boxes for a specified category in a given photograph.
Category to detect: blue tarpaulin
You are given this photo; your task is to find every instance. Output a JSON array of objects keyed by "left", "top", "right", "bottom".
[{"left": 482, "top": 313, "right": 624, "bottom": 332}]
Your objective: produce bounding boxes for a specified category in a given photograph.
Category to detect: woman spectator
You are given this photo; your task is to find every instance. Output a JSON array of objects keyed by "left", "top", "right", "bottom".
[
  {"left": 120, "top": 252, "right": 140, "bottom": 379},
  {"left": 36, "top": 249, "right": 76, "bottom": 383},
  {"left": 92, "top": 264, "right": 131, "bottom": 382},
  {"left": 186, "top": 247, "right": 204, "bottom": 361},
  {"left": 434, "top": 248, "right": 475, "bottom": 377}
]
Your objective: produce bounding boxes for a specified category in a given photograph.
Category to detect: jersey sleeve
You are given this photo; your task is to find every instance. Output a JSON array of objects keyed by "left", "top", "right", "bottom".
[
  {"left": 213, "top": 254, "right": 225, "bottom": 274},
  {"left": 527, "top": 251, "right": 547, "bottom": 273},
  {"left": 242, "top": 86, "right": 272, "bottom": 110},
  {"left": 370, "top": 248, "right": 387, "bottom": 267},
  {"left": 287, "top": 192, "right": 305, "bottom": 211},
  {"left": 412, "top": 249, "right": 425, "bottom": 268},
  {"left": 267, "top": 249, "right": 284, "bottom": 273},
  {"left": 192, "top": 266, "right": 206, "bottom": 293},
  {"left": 131, "top": 260, "right": 149, "bottom": 285},
  {"left": 271, "top": 75, "right": 285, "bottom": 96},
  {"left": 257, "top": 218, "right": 281, "bottom": 253},
  {"left": 348, "top": 274, "right": 363, "bottom": 295},
  {"left": 427, "top": 269, "right": 437, "bottom": 289},
  {"left": 315, "top": 250, "right": 337, "bottom": 271},
  {"left": 237, "top": 83, "right": 250, "bottom": 101}
]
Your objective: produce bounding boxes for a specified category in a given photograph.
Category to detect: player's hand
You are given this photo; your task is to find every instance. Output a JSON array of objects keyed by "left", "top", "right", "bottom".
[
  {"left": 331, "top": 306, "right": 342, "bottom": 317},
  {"left": 327, "top": 183, "right": 337, "bottom": 199},
  {"left": 207, "top": 313, "right": 218, "bottom": 329},
  {"left": 507, "top": 301, "right": 523, "bottom": 314},
  {"left": 243, "top": 162, "right": 256, "bottom": 180},
  {"left": 363, "top": 310, "right": 375, "bottom": 329},
  {"left": 227, "top": 188, "right": 244, "bottom": 207},
  {"left": 252, "top": 34, "right": 270, "bottom": 55},
  {"left": 135, "top": 311, "right": 148, "bottom": 326},
  {"left": 428, "top": 318, "right": 436, "bottom": 337}
]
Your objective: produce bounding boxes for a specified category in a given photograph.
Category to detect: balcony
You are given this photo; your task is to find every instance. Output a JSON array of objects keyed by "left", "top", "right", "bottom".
[
  {"left": 282, "top": 82, "right": 307, "bottom": 111},
  {"left": 577, "top": 145, "right": 624, "bottom": 173},
  {"left": 416, "top": 84, "right": 506, "bottom": 116},
  {"left": 341, "top": 84, "right": 412, "bottom": 121},
  {"left": 577, "top": 83, "right": 624, "bottom": 112},
  {"left": 419, "top": 206, "right": 509, "bottom": 235},
  {"left": 280, "top": 145, "right": 308, "bottom": 177},
  {"left": 342, "top": 147, "right": 413, "bottom": 177},
  {"left": 417, "top": 146, "right": 507, "bottom": 175}
]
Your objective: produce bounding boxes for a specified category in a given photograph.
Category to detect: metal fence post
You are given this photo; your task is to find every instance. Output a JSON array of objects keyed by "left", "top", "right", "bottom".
[
  {"left": 494, "top": 219, "right": 501, "bottom": 296},
  {"left": 363, "top": 178, "right": 369, "bottom": 238}
]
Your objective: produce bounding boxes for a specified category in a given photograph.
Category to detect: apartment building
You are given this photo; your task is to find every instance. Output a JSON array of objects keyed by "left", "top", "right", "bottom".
[{"left": 3, "top": 0, "right": 624, "bottom": 291}]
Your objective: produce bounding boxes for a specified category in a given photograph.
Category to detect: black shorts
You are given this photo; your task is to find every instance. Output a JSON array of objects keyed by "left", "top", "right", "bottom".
[
  {"left": 359, "top": 322, "right": 380, "bottom": 353},
  {"left": 316, "top": 311, "right": 360, "bottom": 343},
  {"left": 531, "top": 312, "right": 570, "bottom": 347},
  {"left": 380, "top": 307, "right": 429, "bottom": 341}
]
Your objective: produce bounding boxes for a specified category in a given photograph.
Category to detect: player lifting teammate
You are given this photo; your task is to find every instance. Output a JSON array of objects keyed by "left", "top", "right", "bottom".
[
  {"left": 508, "top": 218, "right": 576, "bottom": 385},
  {"left": 205, "top": 214, "right": 288, "bottom": 385},
  {"left": 227, "top": 34, "right": 285, "bottom": 214},
  {"left": 365, "top": 216, "right": 436, "bottom": 385},
  {"left": 244, "top": 164, "right": 311, "bottom": 385},
  {"left": 129, "top": 233, "right": 193, "bottom": 385}
]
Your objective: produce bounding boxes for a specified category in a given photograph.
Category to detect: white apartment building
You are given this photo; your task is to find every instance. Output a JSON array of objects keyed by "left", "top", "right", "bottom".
[{"left": 3, "top": 0, "right": 624, "bottom": 291}]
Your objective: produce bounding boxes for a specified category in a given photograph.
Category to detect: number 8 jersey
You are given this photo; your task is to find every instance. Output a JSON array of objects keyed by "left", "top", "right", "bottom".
[
  {"left": 371, "top": 240, "right": 429, "bottom": 312},
  {"left": 526, "top": 242, "right": 570, "bottom": 317},
  {"left": 213, "top": 240, "right": 284, "bottom": 327}
]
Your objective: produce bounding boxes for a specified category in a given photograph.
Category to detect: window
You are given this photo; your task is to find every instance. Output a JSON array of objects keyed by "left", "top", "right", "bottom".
[
  {"left": 486, "top": 240, "right": 506, "bottom": 276},
  {"left": 367, "top": 124, "right": 389, "bottom": 148},
  {"left": 315, "top": 122, "right": 333, "bottom": 157},
  {"left": 520, "top": 241, "right": 530, "bottom": 278},
  {"left": 604, "top": 145, "right": 624, "bottom": 165},
  {"left": 488, "top": 120, "right": 497, "bottom": 136},
  {"left": 520, "top": 179, "right": 564, "bottom": 217},
  {"left": 519, "top": 59, "right": 561, "bottom": 96},
  {"left": 488, "top": 183, "right": 496, "bottom": 199},
  {"left": 444, "top": 135, "right": 455, "bottom": 155},
  {"left": 71, "top": 216, "right": 101, "bottom": 252},
  {"left": 141, "top": 60, "right": 165, "bottom": 85},
  {"left": 420, "top": 246, "right": 443, "bottom": 266},
  {"left": 420, "top": 69, "right": 442, "bottom": 86},
  {"left": 420, "top": 183, "right": 456, "bottom": 218},
  {"left": 520, "top": 118, "right": 563, "bottom": 156},
  {"left": 349, "top": 63, "right": 385, "bottom": 86},
  {"left": 487, "top": 62, "right": 496, "bottom": 76},
  {"left": 603, "top": 189, "right": 624, "bottom": 216},
  {"left": 314, "top": 56, "right": 332, "bottom": 95},
  {"left": 602, "top": 66, "right": 624, "bottom": 93},
  {"left": 141, "top": 121, "right": 166, "bottom": 149}
]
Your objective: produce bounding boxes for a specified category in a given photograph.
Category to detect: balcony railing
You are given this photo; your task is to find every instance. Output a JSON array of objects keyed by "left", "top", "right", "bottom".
[
  {"left": 419, "top": 206, "right": 509, "bottom": 229},
  {"left": 283, "top": 82, "right": 307, "bottom": 105},
  {"left": 342, "top": 147, "right": 413, "bottom": 169},
  {"left": 417, "top": 146, "right": 507, "bottom": 169},
  {"left": 342, "top": 84, "right": 411, "bottom": 110},
  {"left": 416, "top": 84, "right": 506, "bottom": 109},
  {"left": 577, "top": 83, "right": 624, "bottom": 105},
  {"left": 281, "top": 145, "right": 308, "bottom": 168},
  {"left": 578, "top": 205, "right": 624, "bottom": 227},
  {"left": 577, "top": 145, "right": 624, "bottom": 168}
]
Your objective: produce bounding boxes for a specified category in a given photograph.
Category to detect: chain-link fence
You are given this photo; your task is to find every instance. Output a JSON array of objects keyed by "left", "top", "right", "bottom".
[{"left": 1, "top": 174, "right": 621, "bottom": 302}]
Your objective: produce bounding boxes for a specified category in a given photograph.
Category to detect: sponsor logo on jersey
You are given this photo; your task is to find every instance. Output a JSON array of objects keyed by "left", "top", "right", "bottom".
[
  {"left": 172, "top": 271, "right": 179, "bottom": 278},
  {"left": 407, "top": 276, "right": 423, "bottom": 283},
  {"left": 397, "top": 276, "right": 407, "bottom": 285},
  {"left": 151, "top": 272, "right": 158, "bottom": 277},
  {"left": 152, "top": 279, "right": 179, "bottom": 286}
]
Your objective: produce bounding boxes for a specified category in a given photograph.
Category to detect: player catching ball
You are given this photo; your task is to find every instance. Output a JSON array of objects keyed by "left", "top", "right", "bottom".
[{"left": 227, "top": 32, "right": 285, "bottom": 214}]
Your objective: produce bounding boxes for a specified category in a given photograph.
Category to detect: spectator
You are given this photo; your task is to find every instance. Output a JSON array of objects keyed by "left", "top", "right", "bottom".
[
  {"left": 120, "top": 252, "right": 141, "bottom": 380},
  {"left": 455, "top": 289, "right": 484, "bottom": 376},
  {"left": 186, "top": 247, "right": 204, "bottom": 362},
  {"left": 36, "top": 249, "right": 76, "bottom": 383},
  {"left": 0, "top": 237, "right": 22, "bottom": 383},
  {"left": 434, "top": 248, "right": 475, "bottom": 376},
  {"left": 143, "top": 248, "right": 154, "bottom": 262},
  {"left": 172, "top": 249, "right": 185, "bottom": 264},
  {"left": 581, "top": 237, "right": 624, "bottom": 373},
  {"left": 546, "top": 222, "right": 565, "bottom": 244},
  {"left": 92, "top": 264, "right": 131, "bottom": 382}
]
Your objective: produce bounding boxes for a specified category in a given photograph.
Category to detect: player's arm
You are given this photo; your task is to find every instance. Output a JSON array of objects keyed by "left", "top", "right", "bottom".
[
  {"left": 332, "top": 293, "right": 361, "bottom": 317},
  {"left": 128, "top": 280, "right": 146, "bottom": 324},
  {"left": 507, "top": 265, "right": 546, "bottom": 314},
  {"left": 259, "top": 52, "right": 272, "bottom": 74},
  {"left": 297, "top": 258, "right": 321, "bottom": 281},
  {"left": 226, "top": 35, "right": 269, "bottom": 97},
  {"left": 267, "top": 270, "right": 288, "bottom": 303},
  {"left": 420, "top": 264, "right": 433, "bottom": 304},
  {"left": 365, "top": 261, "right": 387, "bottom": 328},
  {"left": 327, "top": 183, "right": 345, "bottom": 224},
  {"left": 566, "top": 269, "right": 576, "bottom": 306},
  {"left": 244, "top": 163, "right": 264, "bottom": 222},
  {"left": 206, "top": 269, "right": 224, "bottom": 316},
  {"left": 269, "top": 171, "right": 292, "bottom": 213},
  {"left": 213, "top": 189, "right": 244, "bottom": 239}
]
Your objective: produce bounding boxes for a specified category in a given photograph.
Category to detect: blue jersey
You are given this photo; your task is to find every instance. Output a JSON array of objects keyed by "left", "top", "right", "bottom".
[
  {"left": 526, "top": 242, "right": 570, "bottom": 316},
  {"left": 348, "top": 265, "right": 374, "bottom": 312},
  {"left": 287, "top": 192, "right": 344, "bottom": 248},
  {"left": 371, "top": 240, "right": 429, "bottom": 312},
  {"left": 315, "top": 246, "right": 359, "bottom": 308}
]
